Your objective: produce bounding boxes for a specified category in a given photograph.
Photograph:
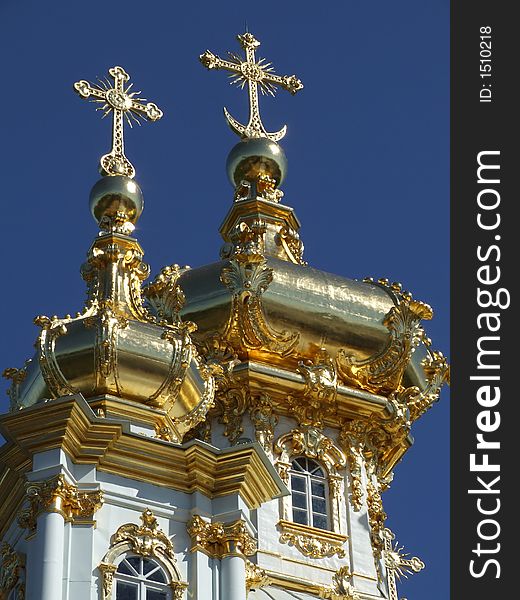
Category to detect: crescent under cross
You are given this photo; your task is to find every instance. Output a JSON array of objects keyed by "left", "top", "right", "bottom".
[{"left": 200, "top": 32, "right": 303, "bottom": 142}]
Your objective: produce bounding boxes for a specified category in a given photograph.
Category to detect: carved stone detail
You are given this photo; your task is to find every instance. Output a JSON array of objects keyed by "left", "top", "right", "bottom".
[
  {"left": 17, "top": 475, "right": 103, "bottom": 534},
  {"left": 186, "top": 515, "right": 257, "bottom": 558}
]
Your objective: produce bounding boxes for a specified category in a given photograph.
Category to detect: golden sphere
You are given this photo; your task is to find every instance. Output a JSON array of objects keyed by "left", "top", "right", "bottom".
[
  {"left": 226, "top": 138, "right": 287, "bottom": 187},
  {"left": 89, "top": 176, "right": 144, "bottom": 227}
]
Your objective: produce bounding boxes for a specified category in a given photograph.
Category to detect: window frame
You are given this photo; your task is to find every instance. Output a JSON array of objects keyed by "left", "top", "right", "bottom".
[
  {"left": 289, "top": 456, "right": 330, "bottom": 531},
  {"left": 113, "top": 554, "right": 172, "bottom": 600}
]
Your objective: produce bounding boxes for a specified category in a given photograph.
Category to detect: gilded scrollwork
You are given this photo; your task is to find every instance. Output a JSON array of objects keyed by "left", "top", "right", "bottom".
[
  {"left": 100, "top": 509, "right": 187, "bottom": 600},
  {"left": 276, "top": 225, "right": 306, "bottom": 265},
  {"left": 288, "top": 348, "right": 337, "bottom": 427},
  {"left": 17, "top": 475, "right": 103, "bottom": 534},
  {"left": 0, "top": 542, "right": 24, "bottom": 599},
  {"left": 275, "top": 427, "right": 346, "bottom": 535},
  {"left": 112, "top": 508, "right": 174, "bottom": 559},
  {"left": 275, "top": 427, "right": 346, "bottom": 474},
  {"left": 187, "top": 515, "right": 257, "bottom": 558},
  {"left": 249, "top": 393, "right": 278, "bottom": 456},
  {"left": 213, "top": 379, "right": 249, "bottom": 445},
  {"left": 219, "top": 256, "right": 299, "bottom": 358},
  {"left": 143, "top": 264, "right": 190, "bottom": 324},
  {"left": 393, "top": 349, "right": 450, "bottom": 422},
  {"left": 337, "top": 283, "right": 433, "bottom": 395},
  {"left": 220, "top": 220, "right": 267, "bottom": 263},
  {"left": 278, "top": 520, "right": 347, "bottom": 558},
  {"left": 2, "top": 361, "right": 30, "bottom": 411},
  {"left": 318, "top": 566, "right": 360, "bottom": 600},
  {"left": 245, "top": 560, "right": 271, "bottom": 591}
]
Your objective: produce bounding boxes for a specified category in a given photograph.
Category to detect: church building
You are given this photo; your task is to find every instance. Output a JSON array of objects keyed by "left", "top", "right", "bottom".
[{"left": 0, "top": 32, "right": 448, "bottom": 600}]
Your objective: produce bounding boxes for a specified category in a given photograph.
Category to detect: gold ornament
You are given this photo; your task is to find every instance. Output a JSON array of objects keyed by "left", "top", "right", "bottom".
[
  {"left": 200, "top": 32, "right": 303, "bottom": 141},
  {"left": 74, "top": 66, "right": 162, "bottom": 177}
]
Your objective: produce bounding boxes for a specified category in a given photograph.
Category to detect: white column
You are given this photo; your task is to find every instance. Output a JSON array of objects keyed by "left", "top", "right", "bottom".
[
  {"left": 189, "top": 550, "right": 215, "bottom": 600},
  {"left": 27, "top": 511, "right": 65, "bottom": 600},
  {"left": 220, "top": 555, "right": 246, "bottom": 600}
]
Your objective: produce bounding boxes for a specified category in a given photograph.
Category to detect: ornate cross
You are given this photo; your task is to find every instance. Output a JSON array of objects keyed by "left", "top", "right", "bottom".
[
  {"left": 200, "top": 32, "right": 303, "bottom": 141},
  {"left": 74, "top": 66, "right": 163, "bottom": 178},
  {"left": 382, "top": 529, "right": 425, "bottom": 600}
]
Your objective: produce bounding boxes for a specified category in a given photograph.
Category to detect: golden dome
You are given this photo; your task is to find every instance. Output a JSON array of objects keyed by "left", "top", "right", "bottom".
[{"left": 4, "top": 177, "right": 214, "bottom": 443}]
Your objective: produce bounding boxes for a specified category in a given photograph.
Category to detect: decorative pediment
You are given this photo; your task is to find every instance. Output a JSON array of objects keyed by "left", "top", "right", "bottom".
[{"left": 99, "top": 509, "right": 187, "bottom": 600}]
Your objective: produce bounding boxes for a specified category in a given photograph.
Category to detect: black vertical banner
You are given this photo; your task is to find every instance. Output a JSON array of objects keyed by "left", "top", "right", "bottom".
[{"left": 451, "top": 2, "right": 515, "bottom": 598}]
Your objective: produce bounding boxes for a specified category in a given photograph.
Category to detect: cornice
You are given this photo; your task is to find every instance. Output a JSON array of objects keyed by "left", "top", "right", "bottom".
[{"left": 0, "top": 394, "right": 287, "bottom": 537}]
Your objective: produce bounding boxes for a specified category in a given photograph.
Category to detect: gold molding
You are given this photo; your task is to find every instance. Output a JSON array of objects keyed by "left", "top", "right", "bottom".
[
  {"left": 17, "top": 474, "right": 103, "bottom": 535},
  {"left": 0, "top": 395, "right": 286, "bottom": 517},
  {"left": 277, "top": 520, "right": 347, "bottom": 559},
  {"left": 187, "top": 515, "right": 257, "bottom": 558}
]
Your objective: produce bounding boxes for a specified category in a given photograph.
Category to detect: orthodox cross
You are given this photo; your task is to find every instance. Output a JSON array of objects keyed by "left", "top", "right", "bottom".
[
  {"left": 382, "top": 529, "right": 425, "bottom": 600},
  {"left": 74, "top": 66, "right": 163, "bottom": 178},
  {"left": 200, "top": 32, "right": 303, "bottom": 141}
]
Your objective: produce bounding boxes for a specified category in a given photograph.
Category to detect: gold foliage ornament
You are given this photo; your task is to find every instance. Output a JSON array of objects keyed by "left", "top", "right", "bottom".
[
  {"left": 187, "top": 515, "right": 257, "bottom": 558},
  {"left": 0, "top": 542, "right": 24, "bottom": 600},
  {"left": 18, "top": 475, "right": 103, "bottom": 534},
  {"left": 319, "top": 566, "right": 360, "bottom": 600},
  {"left": 337, "top": 282, "right": 433, "bottom": 396},
  {"left": 219, "top": 255, "right": 299, "bottom": 358},
  {"left": 111, "top": 508, "right": 174, "bottom": 559}
]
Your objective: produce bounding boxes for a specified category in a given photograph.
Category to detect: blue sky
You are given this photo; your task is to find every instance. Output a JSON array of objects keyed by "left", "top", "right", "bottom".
[{"left": 0, "top": 1, "right": 449, "bottom": 598}]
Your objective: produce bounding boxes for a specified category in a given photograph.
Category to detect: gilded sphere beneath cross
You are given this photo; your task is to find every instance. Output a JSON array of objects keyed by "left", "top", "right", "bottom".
[
  {"left": 89, "top": 175, "right": 144, "bottom": 228},
  {"left": 226, "top": 138, "right": 287, "bottom": 188}
]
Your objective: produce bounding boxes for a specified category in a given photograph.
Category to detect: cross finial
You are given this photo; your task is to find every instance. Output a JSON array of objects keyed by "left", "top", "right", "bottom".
[
  {"left": 74, "top": 66, "right": 163, "bottom": 178},
  {"left": 200, "top": 32, "right": 303, "bottom": 141}
]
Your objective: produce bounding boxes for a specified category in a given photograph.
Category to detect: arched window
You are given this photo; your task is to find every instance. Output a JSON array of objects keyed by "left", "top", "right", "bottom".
[
  {"left": 113, "top": 555, "right": 172, "bottom": 600},
  {"left": 289, "top": 457, "right": 329, "bottom": 530}
]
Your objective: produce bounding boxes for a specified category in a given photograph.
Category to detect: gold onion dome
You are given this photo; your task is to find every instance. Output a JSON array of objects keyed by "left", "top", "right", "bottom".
[
  {"left": 137, "top": 31, "right": 449, "bottom": 464},
  {"left": 3, "top": 66, "right": 214, "bottom": 443}
]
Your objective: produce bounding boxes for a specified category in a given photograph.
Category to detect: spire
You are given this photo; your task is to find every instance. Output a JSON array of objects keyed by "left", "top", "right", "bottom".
[{"left": 200, "top": 33, "right": 305, "bottom": 265}]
